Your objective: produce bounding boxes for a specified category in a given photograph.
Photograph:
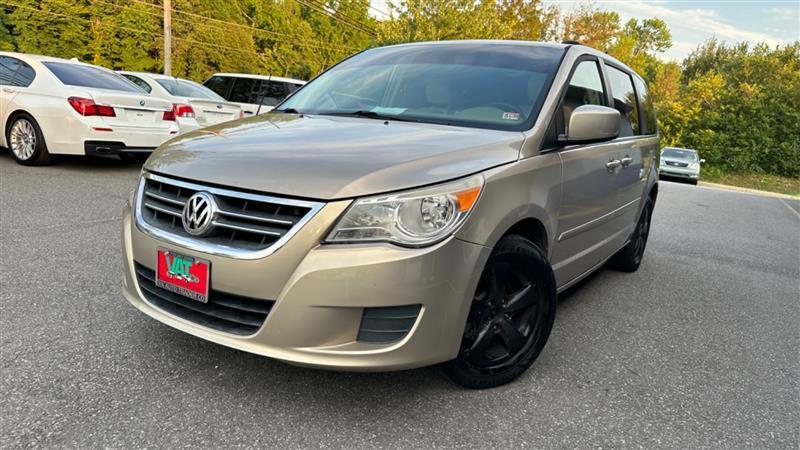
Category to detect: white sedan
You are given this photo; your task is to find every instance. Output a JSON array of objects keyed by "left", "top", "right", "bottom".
[
  {"left": 0, "top": 51, "right": 178, "bottom": 165},
  {"left": 118, "top": 71, "right": 243, "bottom": 134}
]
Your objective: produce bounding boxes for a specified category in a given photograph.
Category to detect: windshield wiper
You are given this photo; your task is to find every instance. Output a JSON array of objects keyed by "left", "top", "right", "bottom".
[
  {"left": 273, "top": 107, "right": 302, "bottom": 114},
  {"left": 321, "top": 110, "right": 451, "bottom": 125}
]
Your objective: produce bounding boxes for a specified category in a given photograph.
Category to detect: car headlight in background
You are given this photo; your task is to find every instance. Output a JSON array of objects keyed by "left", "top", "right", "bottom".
[
  {"left": 326, "top": 174, "right": 484, "bottom": 247},
  {"left": 689, "top": 162, "right": 700, "bottom": 170}
]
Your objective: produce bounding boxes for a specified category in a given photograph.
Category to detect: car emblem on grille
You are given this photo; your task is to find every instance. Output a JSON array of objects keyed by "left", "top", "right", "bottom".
[
  {"left": 182, "top": 192, "right": 217, "bottom": 236},
  {"left": 139, "top": 99, "right": 145, "bottom": 106}
]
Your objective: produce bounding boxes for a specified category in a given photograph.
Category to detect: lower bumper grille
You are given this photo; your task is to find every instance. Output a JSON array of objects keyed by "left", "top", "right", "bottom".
[
  {"left": 134, "top": 262, "right": 274, "bottom": 336},
  {"left": 357, "top": 305, "right": 422, "bottom": 343}
]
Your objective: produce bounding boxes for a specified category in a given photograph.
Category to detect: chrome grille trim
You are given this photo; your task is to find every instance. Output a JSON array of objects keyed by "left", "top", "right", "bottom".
[{"left": 134, "top": 172, "right": 325, "bottom": 260}]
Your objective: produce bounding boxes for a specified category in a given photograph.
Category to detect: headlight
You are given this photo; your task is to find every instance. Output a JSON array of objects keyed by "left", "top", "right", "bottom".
[
  {"left": 326, "top": 175, "right": 484, "bottom": 247},
  {"left": 689, "top": 162, "right": 700, "bottom": 170}
]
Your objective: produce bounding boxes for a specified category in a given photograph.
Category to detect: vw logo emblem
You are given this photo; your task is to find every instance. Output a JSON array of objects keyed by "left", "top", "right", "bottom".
[
  {"left": 139, "top": 99, "right": 145, "bottom": 106},
  {"left": 182, "top": 192, "right": 217, "bottom": 236}
]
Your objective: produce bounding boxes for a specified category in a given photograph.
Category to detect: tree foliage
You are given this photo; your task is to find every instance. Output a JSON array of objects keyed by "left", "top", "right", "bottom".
[{"left": 0, "top": 1, "right": 797, "bottom": 177}]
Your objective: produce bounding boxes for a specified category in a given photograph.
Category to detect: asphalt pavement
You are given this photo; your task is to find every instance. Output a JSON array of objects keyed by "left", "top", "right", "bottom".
[{"left": 1, "top": 153, "right": 798, "bottom": 448}]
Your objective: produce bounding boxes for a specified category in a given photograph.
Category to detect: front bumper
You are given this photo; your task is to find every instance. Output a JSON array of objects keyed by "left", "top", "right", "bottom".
[
  {"left": 122, "top": 200, "right": 490, "bottom": 371},
  {"left": 659, "top": 166, "right": 700, "bottom": 179}
]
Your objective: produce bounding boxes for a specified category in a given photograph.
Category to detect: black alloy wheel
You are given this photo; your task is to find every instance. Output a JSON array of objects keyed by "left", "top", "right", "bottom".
[{"left": 440, "top": 235, "right": 556, "bottom": 389}]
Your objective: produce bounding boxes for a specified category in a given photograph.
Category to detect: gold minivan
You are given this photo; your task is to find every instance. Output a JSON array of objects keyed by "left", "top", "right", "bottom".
[{"left": 122, "top": 41, "right": 659, "bottom": 388}]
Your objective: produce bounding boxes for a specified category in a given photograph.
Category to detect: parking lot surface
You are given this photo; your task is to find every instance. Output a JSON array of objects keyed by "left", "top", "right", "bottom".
[{"left": 1, "top": 154, "right": 798, "bottom": 448}]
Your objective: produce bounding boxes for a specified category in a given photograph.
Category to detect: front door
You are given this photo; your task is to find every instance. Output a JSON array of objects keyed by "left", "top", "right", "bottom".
[{"left": 550, "top": 58, "right": 631, "bottom": 287}]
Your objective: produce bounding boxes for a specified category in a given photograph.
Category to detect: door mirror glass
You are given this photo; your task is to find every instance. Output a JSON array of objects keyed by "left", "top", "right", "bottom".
[
  {"left": 560, "top": 105, "right": 620, "bottom": 144},
  {"left": 700, "top": 159, "right": 706, "bottom": 164}
]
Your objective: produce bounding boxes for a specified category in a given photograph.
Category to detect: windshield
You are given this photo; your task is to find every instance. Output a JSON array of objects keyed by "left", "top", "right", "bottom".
[
  {"left": 157, "top": 78, "right": 225, "bottom": 100},
  {"left": 279, "top": 43, "right": 564, "bottom": 131},
  {"left": 662, "top": 148, "right": 698, "bottom": 161},
  {"left": 44, "top": 62, "right": 143, "bottom": 93}
]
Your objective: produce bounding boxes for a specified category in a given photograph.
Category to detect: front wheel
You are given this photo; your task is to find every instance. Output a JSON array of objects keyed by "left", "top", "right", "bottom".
[{"left": 439, "top": 235, "right": 556, "bottom": 389}]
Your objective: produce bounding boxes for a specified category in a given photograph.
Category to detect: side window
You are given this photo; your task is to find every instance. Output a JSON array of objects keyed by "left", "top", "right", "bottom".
[
  {"left": 229, "top": 78, "right": 260, "bottom": 103},
  {"left": 561, "top": 60, "right": 605, "bottom": 135},
  {"left": 259, "top": 81, "right": 288, "bottom": 107},
  {"left": 633, "top": 76, "right": 656, "bottom": 135},
  {"left": 13, "top": 61, "right": 35, "bottom": 87},
  {"left": 606, "top": 66, "right": 640, "bottom": 137},
  {"left": 203, "top": 76, "right": 232, "bottom": 99},
  {"left": 121, "top": 74, "right": 152, "bottom": 93},
  {"left": 0, "top": 56, "right": 21, "bottom": 86}
]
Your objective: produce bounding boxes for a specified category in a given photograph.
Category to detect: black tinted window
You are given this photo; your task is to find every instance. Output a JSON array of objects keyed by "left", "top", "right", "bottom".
[
  {"left": 121, "top": 74, "right": 152, "bottom": 93},
  {"left": 633, "top": 76, "right": 656, "bottom": 135},
  {"left": 260, "top": 81, "right": 289, "bottom": 106},
  {"left": 607, "top": 66, "right": 639, "bottom": 136},
  {"left": 203, "top": 76, "right": 231, "bottom": 98},
  {"left": 0, "top": 56, "right": 21, "bottom": 86},
  {"left": 14, "top": 61, "right": 35, "bottom": 87},
  {"left": 562, "top": 60, "right": 606, "bottom": 134},
  {"left": 44, "top": 62, "right": 142, "bottom": 92},
  {"left": 229, "top": 78, "right": 259, "bottom": 103}
]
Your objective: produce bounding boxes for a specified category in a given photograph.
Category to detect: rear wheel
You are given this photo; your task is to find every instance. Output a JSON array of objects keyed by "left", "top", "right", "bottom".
[
  {"left": 6, "top": 114, "right": 51, "bottom": 166},
  {"left": 439, "top": 235, "right": 556, "bottom": 389},
  {"left": 612, "top": 197, "right": 653, "bottom": 272}
]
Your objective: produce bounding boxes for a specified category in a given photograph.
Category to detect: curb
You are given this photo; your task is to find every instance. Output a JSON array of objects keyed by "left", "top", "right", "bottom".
[{"left": 697, "top": 181, "right": 800, "bottom": 200}]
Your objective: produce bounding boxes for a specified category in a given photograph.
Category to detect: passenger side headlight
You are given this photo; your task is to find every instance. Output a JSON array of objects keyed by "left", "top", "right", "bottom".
[
  {"left": 689, "top": 162, "right": 700, "bottom": 170},
  {"left": 326, "top": 175, "right": 484, "bottom": 247}
]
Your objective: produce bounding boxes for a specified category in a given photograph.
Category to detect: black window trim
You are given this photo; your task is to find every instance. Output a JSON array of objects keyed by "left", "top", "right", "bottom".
[{"left": 540, "top": 53, "right": 609, "bottom": 153}]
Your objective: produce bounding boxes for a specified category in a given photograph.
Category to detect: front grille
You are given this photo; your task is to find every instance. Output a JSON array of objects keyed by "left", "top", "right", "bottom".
[
  {"left": 134, "top": 262, "right": 274, "bottom": 335},
  {"left": 357, "top": 305, "right": 422, "bottom": 343},
  {"left": 138, "top": 174, "right": 321, "bottom": 253},
  {"left": 665, "top": 161, "right": 689, "bottom": 167}
]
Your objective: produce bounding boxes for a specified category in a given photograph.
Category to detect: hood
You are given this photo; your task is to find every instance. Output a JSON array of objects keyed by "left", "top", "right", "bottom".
[{"left": 145, "top": 113, "right": 522, "bottom": 200}]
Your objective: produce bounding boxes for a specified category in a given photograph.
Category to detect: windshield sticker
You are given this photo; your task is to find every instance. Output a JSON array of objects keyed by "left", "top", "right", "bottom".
[{"left": 502, "top": 112, "right": 520, "bottom": 120}]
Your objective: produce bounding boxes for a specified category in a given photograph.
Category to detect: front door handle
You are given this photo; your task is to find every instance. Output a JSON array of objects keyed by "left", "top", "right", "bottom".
[
  {"left": 620, "top": 155, "right": 633, "bottom": 167},
  {"left": 2, "top": 87, "right": 15, "bottom": 93},
  {"left": 606, "top": 159, "right": 621, "bottom": 171}
]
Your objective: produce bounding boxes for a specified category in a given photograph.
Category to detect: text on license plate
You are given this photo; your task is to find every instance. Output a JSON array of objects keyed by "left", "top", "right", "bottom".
[{"left": 155, "top": 248, "right": 210, "bottom": 303}]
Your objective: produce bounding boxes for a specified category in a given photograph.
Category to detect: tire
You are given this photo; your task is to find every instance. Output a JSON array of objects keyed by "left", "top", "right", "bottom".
[
  {"left": 690, "top": 179, "right": 698, "bottom": 185},
  {"left": 6, "top": 113, "right": 52, "bottom": 166},
  {"left": 439, "top": 235, "right": 557, "bottom": 389},
  {"left": 612, "top": 196, "right": 653, "bottom": 272}
]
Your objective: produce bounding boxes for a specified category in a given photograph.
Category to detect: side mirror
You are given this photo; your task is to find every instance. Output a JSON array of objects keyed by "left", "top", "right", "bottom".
[
  {"left": 559, "top": 105, "right": 620, "bottom": 145},
  {"left": 700, "top": 159, "right": 706, "bottom": 164}
]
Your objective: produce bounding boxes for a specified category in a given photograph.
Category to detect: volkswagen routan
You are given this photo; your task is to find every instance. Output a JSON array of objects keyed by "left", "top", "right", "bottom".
[{"left": 122, "top": 41, "right": 659, "bottom": 388}]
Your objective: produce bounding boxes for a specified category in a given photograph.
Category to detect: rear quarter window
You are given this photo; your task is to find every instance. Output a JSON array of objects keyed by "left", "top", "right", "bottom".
[
  {"left": 44, "top": 62, "right": 142, "bottom": 92},
  {"left": 0, "top": 57, "right": 36, "bottom": 87},
  {"left": 121, "top": 74, "right": 152, "bottom": 93}
]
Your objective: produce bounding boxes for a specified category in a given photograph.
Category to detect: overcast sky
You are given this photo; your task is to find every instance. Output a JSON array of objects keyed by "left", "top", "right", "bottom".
[{"left": 369, "top": 0, "right": 800, "bottom": 61}]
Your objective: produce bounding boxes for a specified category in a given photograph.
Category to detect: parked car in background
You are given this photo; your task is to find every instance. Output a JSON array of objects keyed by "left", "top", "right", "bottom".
[
  {"left": 122, "top": 41, "right": 660, "bottom": 389},
  {"left": 659, "top": 147, "right": 704, "bottom": 185},
  {"left": 202, "top": 73, "right": 305, "bottom": 116},
  {"left": 118, "top": 71, "right": 243, "bottom": 134},
  {"left": 0, "top": 52, "right": 178, "bottom": 165}
]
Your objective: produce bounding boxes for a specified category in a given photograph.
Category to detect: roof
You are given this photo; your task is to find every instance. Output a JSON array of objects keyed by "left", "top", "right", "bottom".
[
  {"left": 0, "top": 51, "right": 91, "bottom": 65},
  {"left": 208, "top": 73, "right": 307, "bottom": 84}
]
